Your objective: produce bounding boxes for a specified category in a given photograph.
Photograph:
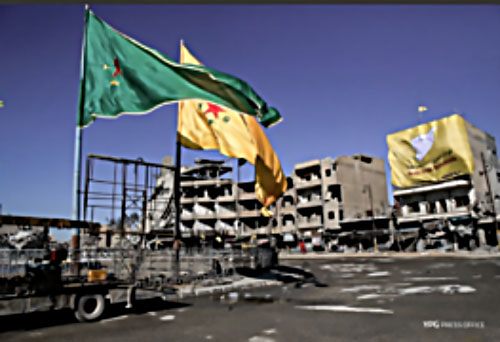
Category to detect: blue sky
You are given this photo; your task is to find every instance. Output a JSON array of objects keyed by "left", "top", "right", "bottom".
[{"left": 1, "top": 4, "right": 500, "bottom": 225}]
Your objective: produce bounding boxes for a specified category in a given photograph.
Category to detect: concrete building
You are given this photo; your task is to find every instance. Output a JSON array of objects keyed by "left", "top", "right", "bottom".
[
  {"left": 292, "top": 154, "right": 390, "bottom": 251},
  {"left": 391, "top": 115, "right": 500, "bottom": 249},
  {"left": 146, "top": 154, "right": 389, "bottom": 247},
  {"left": 146, "top": 158, "right": 274, "bottom": 238}
]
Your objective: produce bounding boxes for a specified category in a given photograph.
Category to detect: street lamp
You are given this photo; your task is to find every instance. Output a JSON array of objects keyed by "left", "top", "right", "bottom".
[{"left": 363, "top": 184, "right": 379, "bottom": 252}]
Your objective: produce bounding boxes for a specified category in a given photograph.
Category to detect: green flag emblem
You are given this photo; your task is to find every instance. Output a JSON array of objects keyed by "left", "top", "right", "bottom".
[{"left": 78, "top": 9, "right": 282, "bottom": 128}]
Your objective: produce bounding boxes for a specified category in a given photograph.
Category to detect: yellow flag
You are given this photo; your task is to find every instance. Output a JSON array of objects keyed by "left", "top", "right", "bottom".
[
  {"left": 177, "top": 42, "right": 287, "bottom": 216},
  {"left": 387, "top": 114, "right": 474, "bottom": 188}
]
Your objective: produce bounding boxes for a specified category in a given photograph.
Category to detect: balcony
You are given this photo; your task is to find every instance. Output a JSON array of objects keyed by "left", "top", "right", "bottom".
[
  {"left": 239, "top": 209, "right": 261, "bottom": 218},
  {"left": 217, "top": 212, "right": 237, "bottom": 219},
  {"left": 238, "top": 192, "right": 256, "bottom": 200},
  {"left": 217, "top": 195, "right": 235, "bottom": 202},
  {"left": 196, "top": 212, "right": 217, "bottom": 220},
  {"left": 180, "top": 197, "right": 195, "bottom": 204},
  {"left": 297, "top": 218, "right": 322, "bottom": 229},
  {"left": 295, "top": 178, "right": 321, "bottom": 190},
  {"left": 296, "top": 199, "right": 323, "bottom": 209}
]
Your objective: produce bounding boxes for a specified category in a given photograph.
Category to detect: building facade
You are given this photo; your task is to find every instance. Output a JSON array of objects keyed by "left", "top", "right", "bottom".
[
  {"left": 391, "top": 115, "right": 500, "bottom": 249},
  {"left": 146, "top": 154, "right": 389, "bottom": 243}
]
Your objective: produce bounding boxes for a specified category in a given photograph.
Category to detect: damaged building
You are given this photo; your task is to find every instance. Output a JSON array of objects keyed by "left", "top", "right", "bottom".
[
  {"left": 147, "top": 154, "right": 390, "bottom": 250},
  {"left": 389, "top": 114, "right": 500, "bottom": 251},
  {"left": 146, "top": 158, "right": 277, "bottom": 238},
  {"left": 292, "top": 154, "right": 390, "bottom": 251}
]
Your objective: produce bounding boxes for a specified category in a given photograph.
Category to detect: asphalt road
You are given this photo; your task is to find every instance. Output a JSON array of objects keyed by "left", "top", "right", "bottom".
[{"left": 1, "top": 256, "right": 499, "bottom": 342}]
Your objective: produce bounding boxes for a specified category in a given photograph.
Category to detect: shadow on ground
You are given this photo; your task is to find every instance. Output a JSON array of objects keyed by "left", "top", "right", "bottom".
[
  {"left": 235, "top": 264, "right": 328, "bottom": 288},
  {"left": 0, "top": 298, "right": 191, "bottom": 332}
]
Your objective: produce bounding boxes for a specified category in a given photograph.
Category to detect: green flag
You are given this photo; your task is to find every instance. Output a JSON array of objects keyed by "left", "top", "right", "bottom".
[{"left": 78, "top": 9, "right": 281, "bottom": 128}]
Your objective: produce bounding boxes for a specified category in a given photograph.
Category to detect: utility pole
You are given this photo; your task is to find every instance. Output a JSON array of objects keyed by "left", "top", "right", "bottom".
[{"left": 480, "top": 151, "right": 499, "bottom": 246}]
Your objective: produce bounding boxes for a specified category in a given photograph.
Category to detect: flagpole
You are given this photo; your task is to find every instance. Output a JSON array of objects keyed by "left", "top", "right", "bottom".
[
  {"left": 72, "top": 4, "right": 89, "bottom": 252},
  {"left": 174, "top": 39, "right": 184, "bottom": 265},
  {"left": 71, "top": 4, "right": 89, "bottom": 275},
  {"left": 174, "top": 139, "right": 182, "bottom": 264}
]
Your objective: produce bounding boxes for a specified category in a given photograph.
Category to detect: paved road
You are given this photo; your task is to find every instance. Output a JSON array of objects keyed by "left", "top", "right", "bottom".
[{"left": 1, "top": 256, "right": 500, "bottom": 342}]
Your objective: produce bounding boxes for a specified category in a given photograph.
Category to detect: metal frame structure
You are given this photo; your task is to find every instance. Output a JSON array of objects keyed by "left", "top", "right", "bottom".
[{"left": 82, "top": 154, "right": 176, "bottom": 242}]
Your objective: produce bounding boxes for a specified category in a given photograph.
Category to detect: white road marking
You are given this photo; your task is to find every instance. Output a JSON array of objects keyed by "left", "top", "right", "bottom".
[
  {"left": 399, "top": 285, "right": 476, "bottom": 295},
  {"left": 357, "top": 294, "right": 384, "bottom": 300},
  {"left": 296, "top": 305, "right": 393, "bottom": 315},
  {"left": 399, "top": 286, "right": 433, "bottom": 295},
  {"left": 367, "top": 271, "right": 390, "bottom": 277},
  {"left": 206, "top": 335, "right": 213, "bottom": 340},
  {"left": 147, "top": 312, "right": 157, "bottom": 316},
  {"left": 263, "top": 328, "right": 277, "bottom": 335},
  {"left": 341, "top": 285, "right": 381, "bottom": 293},
  {"left": 100, "top": 315, "right": 129, "bottom": 323},
  {"left": 439, "top": 285, "right": 476, "bottom": 294},
  {"left": 249, "top": 336, "right": 276, "bottom": 342},
  {"left": 406, "top": 277, "right": 458, "bottom": 282},
  {"left": 160, "top": 314, "right": 176, "bottom": 321}
]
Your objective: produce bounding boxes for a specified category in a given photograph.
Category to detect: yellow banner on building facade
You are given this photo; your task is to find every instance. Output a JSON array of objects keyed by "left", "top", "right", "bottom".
[{"left": 387, "top": 114, "right": 474, "bottom": 188}]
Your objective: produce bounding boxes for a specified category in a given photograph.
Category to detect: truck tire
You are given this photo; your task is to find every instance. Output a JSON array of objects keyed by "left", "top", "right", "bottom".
[{"left": 74, "top": 294, "right": 106, "bottom": 322}]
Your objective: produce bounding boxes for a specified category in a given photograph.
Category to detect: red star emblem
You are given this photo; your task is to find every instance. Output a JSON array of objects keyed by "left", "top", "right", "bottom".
[{"left": 203, "top": 103, "right": 224, "bottom": 118}]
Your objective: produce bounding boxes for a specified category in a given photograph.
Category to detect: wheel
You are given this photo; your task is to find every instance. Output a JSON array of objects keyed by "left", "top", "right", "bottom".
[{"left": 74, "top": 293, "right": 106, "bottom": 322}]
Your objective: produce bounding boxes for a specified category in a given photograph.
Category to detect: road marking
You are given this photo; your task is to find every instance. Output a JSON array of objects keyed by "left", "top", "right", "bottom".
[
  {"left": 296, "top": 305, "right": 394, "bottom": 315},
  {"left": 263, "top": 328, "right": 277, "bottom": 335},
  {"left": 399, "top": 286, "right": 433, "bottom": 295},
  {"left": 439, "top": 285, "right": 476, "bottom": 294},
  {"left": 249, "top": 336, "right": 276, "bottom": 342},
  {"left": 341, "top": 285, "right": 381, "bottom": 293},
  {"left": 406, "top": 277, "right": 458, "bottom": 282},
  {"left": 147, "top": 312, "right": 157, "bottom": 316},
  {"left": 206, "top": 335, "right": 213, "bottom": 340},
  {"left": 367, "top": 271, "right": 390, "bottom": 277},
  {"left": 160, "top": 314, "right": 176, "bottom": 321},
  {"left": 357, "top": 294, "right": 384, "bottom": 300},
  {"left": 100, "top": 315, "right": 129, "bottom": 323},
  {"left": 399, "top": 285, "right": 476, "bottom": 295}
]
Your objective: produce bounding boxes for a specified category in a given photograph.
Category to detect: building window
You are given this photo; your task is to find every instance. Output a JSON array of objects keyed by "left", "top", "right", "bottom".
[
  {"left": 325, "top": 169, "right": 331, "bottom": 177},
  {"left": 455, "top": 196, "right": 470, "bottom": 208},
  {"left": 428, "top": 202, "right": 436, "bottom": 214},
  {"left": 328, "top": 211, "right": 335, "bottom": 220},
  {"left": 408, "top": 202, "right": 419, "bottom": 213},
  {"left": 339, "top": 210, "right": 344, "bottom": 221},
  {"left": 439, "top": 199, "right": 448, "bottom": 212}
]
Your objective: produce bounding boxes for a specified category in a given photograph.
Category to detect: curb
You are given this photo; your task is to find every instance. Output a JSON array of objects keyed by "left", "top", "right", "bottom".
[{"left": 279, "top": 251, "right": 500, "bottom": 260}]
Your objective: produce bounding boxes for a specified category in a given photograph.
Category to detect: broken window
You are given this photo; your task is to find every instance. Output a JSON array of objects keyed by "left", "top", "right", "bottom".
[
  {"left": 407, "top": 202, "right": 420, "bottom": 213},
  {"left": 455, "top": 195, "right": 470, "bottom": 208},
  {"left": 439, "top": 199, "right": 448, "bottom": 212},
  {"left": 327, "top": 184, "right": 342, "bottom": 202},
  {"left": 428, "top": 201, "right": 436, "bottom": 214}
]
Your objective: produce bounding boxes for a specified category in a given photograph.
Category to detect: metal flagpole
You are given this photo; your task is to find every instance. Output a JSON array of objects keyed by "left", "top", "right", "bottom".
[
  {"left": 72, "top": 4, "right": 89, "bottom": 251},
  {"left": 71, "top": 4, "right": 89, "bottom": 275},
  {"left": 174, "top": 39, "right": 184, "bottom": 266},
  {"left": 174, "top": 139, "right": 182, "bottom": 264}
]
